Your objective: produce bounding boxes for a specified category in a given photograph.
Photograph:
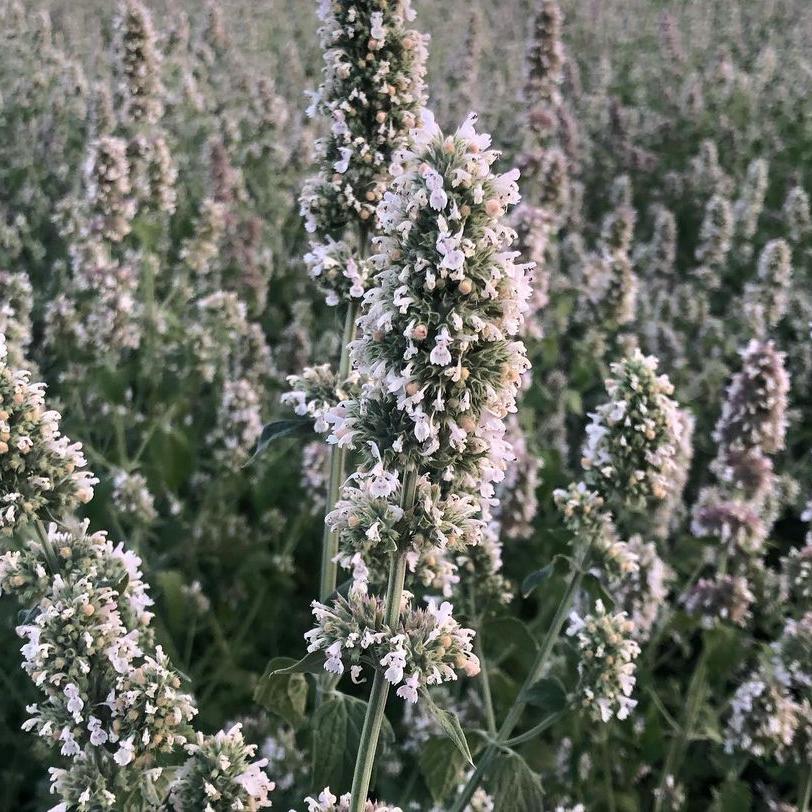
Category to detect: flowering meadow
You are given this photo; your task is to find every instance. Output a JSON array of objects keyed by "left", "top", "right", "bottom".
[{"left": 1, "top": 0, "right": 811, "bottom": 809}]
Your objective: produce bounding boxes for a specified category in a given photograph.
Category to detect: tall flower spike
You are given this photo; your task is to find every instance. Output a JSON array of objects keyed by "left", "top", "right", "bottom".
[
  {"left": 581, "top": 348, "right": 686, "bottom": 511},
  {"left": 300, "top": 0, "right": 429, "bottom": 306},
  {"left": 112, "top": 0, "right": 165, "bottom": 127},
  {"left": 335, "top": 110, "right": 531, "bottom": 490}
]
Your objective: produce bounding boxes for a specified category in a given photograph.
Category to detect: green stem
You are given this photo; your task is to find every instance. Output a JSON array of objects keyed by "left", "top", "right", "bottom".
[
  {"left": 319, "top": 297, "right": 359, "bottom": 602},
  {"left": 475, "top": 633, "right": 497, "bottom": 736},
  {"left": 602, "top": 734, "right": 617, "bottom": 812},
  {"left": 653, "top": 646, "right": 709, "bottom": 812},
  {"left": 349, "top": 468, "right": 417, "bottom": 812},
  {"left": 450, "top": 552, "right": 588, "bottom": 812},
  {"left": 502, "top": 711, "right": 563, "bottom": 748},
  {"left": 799, "top": 764, "right": 812, "bottom": 812}
]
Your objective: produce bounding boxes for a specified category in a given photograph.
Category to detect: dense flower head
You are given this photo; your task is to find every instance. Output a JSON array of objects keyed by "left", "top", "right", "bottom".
[
  {"left": 300, "top": 0, "right": 428, "bottom": 238},
  {"left": 213, "top": 377, "right": 265, "bottom": 470},
  {"left": 169, "top": 723, "right": 275, "bottom": 811},
  {"left": 83, "top": 136, "right": 136, "bottom": 243},
  {"left": 745, "top": 239, "right": 792, "bottom": 333},
  {"left": 47, "top": 756, "right": 124, "bottom": 811},
  {"left": 553, "top": 483, "right": 639, "bottom": 579},
  {"left": 580, "top": 349, "right": 685, "bottom": 511},
  {"left": 283, "top": 364, "right": 363, "bottom": 433},
  {"left": 690, "top": 489, "right": 768, "bottom": 555},
  {"left": 0, "top": 338, "right": 97, "bottom": 535},
  {"left": 682, "top": 574, "right": 755, "bottom": 628},
  {"left": 330, "top": 110, "right": 532, "bottom": 495},
  {"left": 304, "top": 593, "right": 479, "bottom": 702},
  {"left": 523, "top": 0, "right": 564, "bottom": 136},
  {"left": 611, "top": 535, "right": 673, "bottom": 641},
  {"left": 304, "top": 786, "right": 403, "bottom": 812},
  {"left": 725, "top": 676, "right": 811, "bottom": 764},
  {"left": 566, "top": 600, "right": 641, "bottom": 723},
  {"left": 713, "top": 339, "right": 789, "bottom": 459},
  {"left": 111, "top": 468, "right": 158, "bottom": 525},
  {"left": 0, "top": 270, "right": 34, "bottom": 367},
  {"left": 112, "top": 0, "right": 165, "bottom": 126},
  {"left": 783, "top": 185, "right": 811, "bottom": 244},
  {"left": 694, "top": 193, "right": 733, "bottom": 270},
  {"left": 305, "top": 238, "right": 373, "bottom": 307},
  {"left": 327, "top": 461, "right": 483, "bottom": 588}
]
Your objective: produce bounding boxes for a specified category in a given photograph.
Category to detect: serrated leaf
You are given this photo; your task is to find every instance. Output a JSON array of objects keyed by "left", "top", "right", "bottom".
[
  {"left": 269, "top": 649, "right": 325, "bottom": 676},
  {"left": 481, "top": 616, "right": 539, "bottom": 669},
  {"left": 420, "top": 689, "right": 474, "bottom": 766},
  {"left": 254, "top": 657, "right": 308, "bottom": 728},
  {"left": 521, "top": 554, "right": 571, "bottom": 598},
  {"left": 582, "top": 572, "right": 616, "bottom": 609},
  {"left": 419, "top": 736, "right": 468, "bottom": 803},
  {"left": 246, "top": 417, "right": 315, "bottom": 465},
  {"left": 310, "top": 694, "right": 391, "bottom": 792},
  {"left": 524, "top": 676, "right": 568, "bottom": 713},
  {"left": 490, "top": 750, "right": 544, "bottom": 812}
]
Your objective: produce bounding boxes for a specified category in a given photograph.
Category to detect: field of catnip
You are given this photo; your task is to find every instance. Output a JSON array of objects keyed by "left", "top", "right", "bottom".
[{"left": 0, "top": 0, "right": 811, "bottom": 809}]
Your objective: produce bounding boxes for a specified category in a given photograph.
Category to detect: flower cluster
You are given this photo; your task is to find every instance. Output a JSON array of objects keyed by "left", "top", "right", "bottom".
[
  {"left": 0, "top": 270, "right": 34, "bottom": 367},
  {"left": 3, "top": 521, "right": 196, "bottom": 768},
  {"left": 331, "top": 110, "right": 531, "bottom": 493},
  {"left": 283, "top": 364, "right": 363, "bottom": 434},
  {"left": 682, "top": 574, "right": 755, "bottom": 628},
  {"left": 304, "top": 594, "right": 479, "bottom": 702},
  {"left": 300, "top": 0, "right": 428, "bottom": 237},
  {"left": 0, "top": 337, "right": 96, "bottom": 535},
  {"left": 112, "top": 0, "right": 165, "bottom": 127},
  {"left": 566, "top": 600, "right": 641, "bottom": 723},
  {"left": 169, "top": 723, "right": 275, "bottom": 811},
  {"left": 304, "top": 786, "right": 402, "bottom": 812},
  {"left": 327, "top": 461, "right": 483, "bottom": 589},
  {"left": 581, "top": 349, "right": 685, "bottom": 511},
  {"left": 691, "top": 340, "right": 791, "bottom": 600},
  {"left": 553, "top": 483, "right": 638, "bottom": 579},
  {"left": 725, "top": 614, "right": 812, "bottom": 764},
  {"left": 111, "top": 468, "right": 158, "bottom": 525}
]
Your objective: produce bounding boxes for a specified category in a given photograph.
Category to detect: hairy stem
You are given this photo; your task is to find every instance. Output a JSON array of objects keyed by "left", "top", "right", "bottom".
[
  {"left": 349, "top": 468, "right": 418, "bottom": 812},
  {"left": 451, "top": 551, "right": 588, "bottom": 812},
  {"left": 319, "top": 297, "right": 359, "bottom": 602},
  {"left": 653, "top": 646, "right": 709, "bottom": 812}
]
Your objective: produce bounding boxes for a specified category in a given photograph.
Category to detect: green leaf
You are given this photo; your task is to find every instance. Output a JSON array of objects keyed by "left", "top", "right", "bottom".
[
  {"left": 481, "top": 616, "right": 539, "bottom": 670},
  {"left": 582, "top": 572, "right": 616, "bottom": 609},
  {"left": 419, "top": 735, "right": 468, "bottom": 803},
  {"left": 523, "top": 676, "right": 568, "bottom": 713},
  {"left": 521, "top": 554, "right": 571, "bottom": 598},
  {"left": 420, "top": 689, "right": 474, "bottom": 766},
  {"left": 310, "top": 694, "right": 391, "bottom": 791},
  {"left": 713, "top": 779, "right": 751, "bottom": 812},
  {"left": 490, "top": 750, "right": 544, "bottom": 812},
  {"left": 269, "top": 649, "right": 325, "bottom": 676},
  {"left": 246, "top": 417, "right": 315, "bottom": 465},
  {"left": 254, "top": 657, "right": 308, "bottom": 728}
]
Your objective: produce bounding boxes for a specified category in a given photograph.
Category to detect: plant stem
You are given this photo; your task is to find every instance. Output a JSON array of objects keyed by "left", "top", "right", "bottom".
[
  {"left": 450, "top": 552, "right": 588, "bottom": 812},
  {"left": 349, "top": 468, "right": 418, "bottom": 812},
  {"left": 319, "top": 297, "right": 359, "bottom": 603},
  {"left": 602, "top": 734, "right": 617, "bottom": 812},
  {"left": 502, "top": 711, "right": 563, "bottom": 748},
  {"left": 475, "top": 633, "right": 497, "bottom": 736},
  {"left": 799, "top": 764, "right": 812, "bottom": 812},
  {"left": 653, "top": 645, "right": 709, "bottom": 812}
]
